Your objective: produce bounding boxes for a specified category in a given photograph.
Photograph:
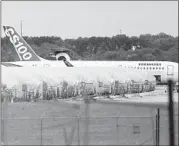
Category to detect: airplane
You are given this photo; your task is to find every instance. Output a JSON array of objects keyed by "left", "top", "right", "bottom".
[{"left": 2, "top": 26, "right": 178, "bottom": 86}]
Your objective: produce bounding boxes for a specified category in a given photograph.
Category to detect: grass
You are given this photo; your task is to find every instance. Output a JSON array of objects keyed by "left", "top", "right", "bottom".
[{"left": 1, "top": 98, "right": 178, "bottom": 145}]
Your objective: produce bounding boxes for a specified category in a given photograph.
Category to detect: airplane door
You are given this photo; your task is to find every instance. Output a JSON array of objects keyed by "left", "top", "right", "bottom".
[
  {"left": 167, "top": 65, "right": 174, "bottom": 75},
  {"left": 154, "top": 75, "right": 161, "bottom": 84}
]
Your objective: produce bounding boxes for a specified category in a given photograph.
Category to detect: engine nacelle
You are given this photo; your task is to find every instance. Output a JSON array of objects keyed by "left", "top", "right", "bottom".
[{"left": 55, "top": 53, "right": 71, "bottom": 62}]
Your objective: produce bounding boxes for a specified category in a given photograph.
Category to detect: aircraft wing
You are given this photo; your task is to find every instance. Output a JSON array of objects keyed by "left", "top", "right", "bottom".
[{"left": 1, "top": 62, "right": 22, "bottom": 67}]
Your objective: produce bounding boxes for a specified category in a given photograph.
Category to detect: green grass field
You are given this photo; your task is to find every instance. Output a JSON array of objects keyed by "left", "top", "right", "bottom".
[{"left": 1, "top": 99, "right": 178, "bottom": 145}]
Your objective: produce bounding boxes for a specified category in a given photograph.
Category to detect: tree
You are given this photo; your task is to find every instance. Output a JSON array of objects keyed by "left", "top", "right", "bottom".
[{"left": 144, "top": 53, "right": 156, "bottom": 61}]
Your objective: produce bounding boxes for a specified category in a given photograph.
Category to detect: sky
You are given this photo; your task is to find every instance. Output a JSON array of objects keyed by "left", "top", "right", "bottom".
[{"left": 1, "top": 1, "right": 178, "bottom": 39}]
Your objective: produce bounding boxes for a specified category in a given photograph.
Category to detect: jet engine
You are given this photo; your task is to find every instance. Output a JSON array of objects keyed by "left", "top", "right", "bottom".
[{"left": 55, "top": 52, "right": 71, "bottom": 62}]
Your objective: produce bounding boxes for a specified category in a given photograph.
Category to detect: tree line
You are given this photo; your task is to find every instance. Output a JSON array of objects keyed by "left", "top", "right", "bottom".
[{"left": 1, "top": 32, "right": 178, "bottom": 62}]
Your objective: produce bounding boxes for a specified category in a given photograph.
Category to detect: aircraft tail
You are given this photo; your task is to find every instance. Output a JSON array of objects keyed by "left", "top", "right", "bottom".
[{"left": 3, "top": 26, "right": 41, "bottom": 61}]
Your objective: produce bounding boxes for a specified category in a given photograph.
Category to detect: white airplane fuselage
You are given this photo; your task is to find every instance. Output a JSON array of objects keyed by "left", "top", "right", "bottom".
[{"left": 4, "top": 60, "right": 178, "bottom": 84}]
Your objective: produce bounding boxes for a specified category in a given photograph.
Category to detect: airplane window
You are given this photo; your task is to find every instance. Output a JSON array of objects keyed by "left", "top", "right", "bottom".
[
  {"left": 162, "top": 67, "right": 164, "bottom": 70},
  {"left": 137, "top": 67, "right": 139, "bottom": 69},
  {"left": 153, "top": 67, "right": 155, "bottom": 70},
  {"left": 146, "top": 67, "right": 148, "bottom": 70},
  {"left": 143, "top": 67, "right": 145, "bottom": 70},
  {"left": 140, "top": 67, "right": 142, "bottom": 69},
  {"left": 156, "top": 67, "right": 158, "bottom": 69},
  {"left": 150, "top": 67, "right": 152, "bottom": 69},
  {"left": 159, "top": 67, "right": 161, "bottom": 70}
]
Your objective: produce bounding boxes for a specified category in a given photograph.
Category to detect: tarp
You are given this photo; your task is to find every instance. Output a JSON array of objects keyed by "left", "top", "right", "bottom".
[
  {"left": 1, "top": 66, "right": 156, "bottom": 100},
  {"left": 2, "top": 66, "right": 156, "bottom": 88}
]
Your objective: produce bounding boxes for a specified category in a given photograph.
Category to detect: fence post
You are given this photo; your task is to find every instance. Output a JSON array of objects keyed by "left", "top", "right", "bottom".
[
  {"left": 155, "top": 108, "right": 160, "bottom": 146},
  {"left": 77, "top": 117, "right": 80, "bottom": 146},
  {"left": 168, "top": 80, "right": 175, "bottom": 146},
  {"left": 155, "top": 113, "right": 158, "bottom": 146},
  {"left": 1, "top": 119, "right": 4, "bottom": 145},
  {"left": 157, "top": 109, "right": 160, "bottom": 146},
  {"left": 83, "top": 93, "right": 90, "bottom": 145},
  {"left": 151, "top": 113, "right": 156, "bottom": 146},
  {"left": 41, "top": 118, "right": 43, "bottom": 146},
  {"left": 116, "top": 116, "right": 119, "bottom": 145}
]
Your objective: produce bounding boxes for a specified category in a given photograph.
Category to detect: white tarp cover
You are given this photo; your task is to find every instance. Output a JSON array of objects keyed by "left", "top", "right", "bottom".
[{"left": 2, "top": 66, "right": 155, "bottom": 89}]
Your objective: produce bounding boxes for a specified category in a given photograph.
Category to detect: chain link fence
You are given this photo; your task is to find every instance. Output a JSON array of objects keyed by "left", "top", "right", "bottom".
[{"left": 1, "top": 114, "right": 178, "bottom": 145}]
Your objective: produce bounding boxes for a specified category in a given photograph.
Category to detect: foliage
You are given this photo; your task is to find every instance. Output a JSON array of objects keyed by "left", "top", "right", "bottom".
[{"left": 1, "top": 32, "right": 178, "bottom": 62}]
